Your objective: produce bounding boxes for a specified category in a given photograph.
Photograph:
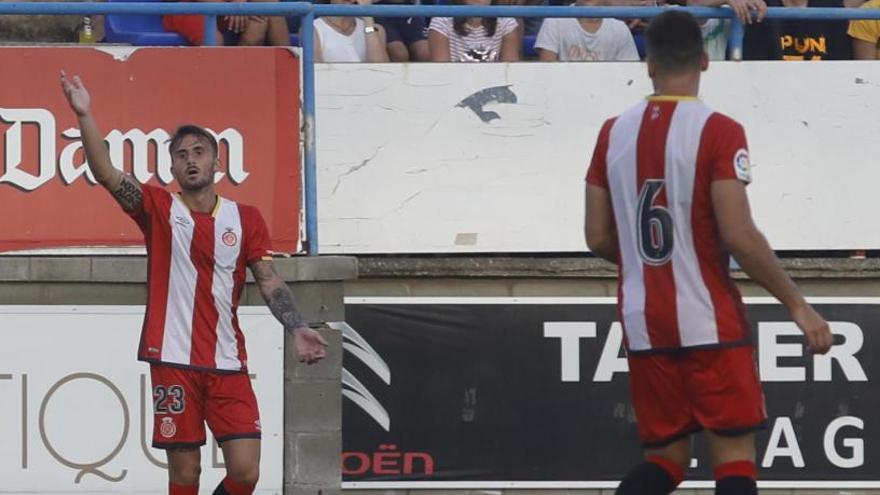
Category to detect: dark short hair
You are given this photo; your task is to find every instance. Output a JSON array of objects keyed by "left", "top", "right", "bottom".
[
  {"left": 645, "top": 10, "right": 704, "bottom": 75},
  {"left": 168, "top": 124, "right": 218, "bottom": 158}
]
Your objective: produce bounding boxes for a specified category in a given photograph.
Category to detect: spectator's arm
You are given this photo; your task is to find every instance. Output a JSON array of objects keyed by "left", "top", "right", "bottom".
[
  {"left": 428, "top": 30, "right": 451, "bottom": 61},
  {"left": 499, "top": 29, "right": 521, "bottom": 61},
  {"left": 852, "top": 38, "right": 878, "bottom": 59},
  {"left": 310, "top": 27, "right": 325, "bottom": 62},
  {"left": 844, "top": 0, "right": 867, "bottom": 7},
  {"left": 537, "top": 48, "right": 559, "bottom": 61},
  {"left": 364, "top": 21, "right": 390, "bottom": 62},
  {"left": 690, "top": 0, "right": 766, "bottom": 24}
]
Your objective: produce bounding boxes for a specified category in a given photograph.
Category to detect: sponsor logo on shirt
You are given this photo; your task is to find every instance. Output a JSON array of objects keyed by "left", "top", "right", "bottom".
[{"left": 174, "top": 216, "right": 192, "bottom": 228}]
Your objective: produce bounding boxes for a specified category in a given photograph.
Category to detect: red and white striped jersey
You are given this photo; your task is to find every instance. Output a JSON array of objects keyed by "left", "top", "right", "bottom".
[
  {"left": 587, "top": 96, "right": 753, "bottom": 353},
  {"left": 128, "top": 184, "right": 273, "bottom": 371}
]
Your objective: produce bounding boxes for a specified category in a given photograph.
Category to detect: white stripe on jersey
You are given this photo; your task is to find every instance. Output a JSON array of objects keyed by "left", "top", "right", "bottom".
[
  {"left": 213, "top": 199, "right": 243, "bottom": 370},
  {"left": 607, "top": 100, "right": 650, "bottom": 351},
  {"left": 163, "top": 196, "right": 198, "bottom": 364},
  {"left": 665, "top": 102, "right": 719, "bottom": 347}
]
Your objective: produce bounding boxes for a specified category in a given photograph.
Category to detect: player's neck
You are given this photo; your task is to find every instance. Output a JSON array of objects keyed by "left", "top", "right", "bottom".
[
  {"left": 652, "top": 75, "right": 700, "bottom": 98},
  {"left": 179, "top": 188, "right": 219, "bottom": 214}
]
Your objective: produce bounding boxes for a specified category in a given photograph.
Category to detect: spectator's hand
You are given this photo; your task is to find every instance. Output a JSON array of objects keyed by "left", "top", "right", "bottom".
[
  {"left": 60, "top": 71, "right": 90, "bottom": 117},
  {"left": 225, "top": 15, "right": 248, "bottom": 33},
  {"left": 791, "top": 303, "right": 833, "bottom": 355},
  {"left": 355, "top": 0, "right": 373, "bottom": 5},
  {"left": 291, "top": 326, "right": 329, "bottom": 365},
  {"left": 727, "top": 0, "right": 766, "bottom": 24}
]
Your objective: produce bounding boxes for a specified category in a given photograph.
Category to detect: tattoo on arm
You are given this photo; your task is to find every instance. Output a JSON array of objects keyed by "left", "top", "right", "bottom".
[
  {"left": 113, "top": 175, "right": 144, "bottom": 212},
  {"left": 268, "top": 286, "right": 307, "bottom": 332}
]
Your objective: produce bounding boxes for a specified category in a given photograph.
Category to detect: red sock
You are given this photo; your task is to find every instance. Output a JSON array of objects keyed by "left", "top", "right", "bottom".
[
  {"left": 714, "top": 460, "right": 757, "bottom": 480},
  {"left": 647, "top": 455, "right": 685, "bottom": 487},
  {"left": 169, "top": 483, "right": 199, "bottom": 495},
  {"left": 221, "top": 476, "right": 255, "bottom": 495}
]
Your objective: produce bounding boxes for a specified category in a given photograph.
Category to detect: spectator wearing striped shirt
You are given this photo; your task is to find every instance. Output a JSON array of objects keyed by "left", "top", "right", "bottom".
[{"left": 428, "top": 0, "right": 522, "bottom": 61}]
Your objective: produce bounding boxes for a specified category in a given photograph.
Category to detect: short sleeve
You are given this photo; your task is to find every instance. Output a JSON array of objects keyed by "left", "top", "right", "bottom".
[
  {"left": 127, "top": 183, "right": 168, "bottom": 232},
  {"left": 428, "top": 17, "right": 453, "bottom": 37},
  {"left": 615, "top": 21, "right": 640, "bottom": 61},
  {"left": 241, "top": 205, "right": 274, "bottom": 264},
  {"left": 498, "top": 17, "right": 519, "bottom": 37},
  {"left": 534, "top": 18, "right": 561, "bottom": 54},
  {"left": 848, "top": 17, "right": 880, "bottom": 44},
  {"left": 586, "top": 118, "right": 615, "bottom": 189},
  {"left": 704, "top": 113, "right": 752, "bottom": 184}
]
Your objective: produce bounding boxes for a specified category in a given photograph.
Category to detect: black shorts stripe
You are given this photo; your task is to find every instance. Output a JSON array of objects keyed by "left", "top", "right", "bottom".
[
  {"left": 152, "top": 439, "right": 206, "bottom": 450},
  {"left": 216, "top": 433, "right": 262, "bottom": 444}
]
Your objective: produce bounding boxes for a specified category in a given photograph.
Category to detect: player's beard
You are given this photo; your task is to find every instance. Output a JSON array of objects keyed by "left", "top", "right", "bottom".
[{"left": 180, "top": 169, "right": 214, "bottom": 192}]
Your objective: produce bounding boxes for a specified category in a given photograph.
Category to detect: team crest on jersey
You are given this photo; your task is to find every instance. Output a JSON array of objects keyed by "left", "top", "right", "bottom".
[
  {"left": 159, "top": 417, "right": 177, "bottom": 438},
  {"left": 734, "top": 148, "right": 752, "bottom": 183},
  {"left": 222, "top": 228, "right": 238, "bottom": 247}
]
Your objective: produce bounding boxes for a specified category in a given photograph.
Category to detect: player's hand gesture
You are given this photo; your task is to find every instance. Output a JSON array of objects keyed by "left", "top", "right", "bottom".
[
  {"left": 791, "top": 303, "right": 833, "bottom": 355},
  {"left": 726, "top": 0, "right": 766, "bottom": 24},
  {"left": 292, "top": 326, "right": 329, "bottom": 365},
  {"left": 60, "top": 71, "right": 91, "bottom": 117}
]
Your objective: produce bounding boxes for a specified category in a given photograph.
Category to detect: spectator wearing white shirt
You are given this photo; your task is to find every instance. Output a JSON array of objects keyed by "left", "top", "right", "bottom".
[
  {"left": 536, "top": 0, "right": 640, "bottom": 61},
  {"left": 428, "top": 0, "right": 522, "bottom": 62},
  {"left": 311, "top": 0, "right": 390, "bottom": 62}
]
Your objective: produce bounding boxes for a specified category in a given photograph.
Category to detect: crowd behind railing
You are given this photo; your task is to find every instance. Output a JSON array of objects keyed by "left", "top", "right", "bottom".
[{"left": 144, "top": 0, "right": 880, "bottom": 60}]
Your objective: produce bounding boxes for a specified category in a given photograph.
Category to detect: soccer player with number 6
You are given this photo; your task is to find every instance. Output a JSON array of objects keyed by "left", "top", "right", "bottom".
[
  {"left": 60, "top": 72, "right": 328, "bottom": 495},
  {"left": 584, "top": 11, "right": 833, "bottom": 495}
]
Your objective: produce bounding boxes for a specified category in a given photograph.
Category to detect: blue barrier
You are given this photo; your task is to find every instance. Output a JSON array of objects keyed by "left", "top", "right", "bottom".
[{"left": 0, "top": 3, "right": 877, "bottom": 254}]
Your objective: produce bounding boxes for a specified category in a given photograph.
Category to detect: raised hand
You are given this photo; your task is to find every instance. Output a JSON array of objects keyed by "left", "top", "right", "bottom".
[{"left": 60, "top": 71, "right": 91, "bottom": 117}]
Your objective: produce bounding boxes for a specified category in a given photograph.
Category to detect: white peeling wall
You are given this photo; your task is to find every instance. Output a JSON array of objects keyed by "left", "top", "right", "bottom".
[{"left": 316, "top": 62, "right": 880, "bottom": 254}]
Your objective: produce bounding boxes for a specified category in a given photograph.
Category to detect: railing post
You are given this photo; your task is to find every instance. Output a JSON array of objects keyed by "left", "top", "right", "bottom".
[
  {"left": 204, "top": 15, "right": 217, "bottom": 46},
  {"left": 301, "top": 10, "right": 319, "bottom": 255},
  {"left": 729, "top": 15, "right": 745, "bottom": 61}
]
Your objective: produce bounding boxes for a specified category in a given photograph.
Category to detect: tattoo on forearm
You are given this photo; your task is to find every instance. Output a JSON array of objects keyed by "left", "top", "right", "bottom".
[
  {"left": 113, "top": 176, "right": 143, "bottom": 211},
  {"left": 268, "top": 287, "right": 306, "bottom": 332}
]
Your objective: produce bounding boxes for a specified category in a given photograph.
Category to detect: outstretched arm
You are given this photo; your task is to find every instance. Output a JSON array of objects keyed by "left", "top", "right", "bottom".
[
  {"left": 60, "top": 71, "right": 143, "bottom": 212},
  {"left": 250, "top": 260, "right": 328, "bottom": 364}
]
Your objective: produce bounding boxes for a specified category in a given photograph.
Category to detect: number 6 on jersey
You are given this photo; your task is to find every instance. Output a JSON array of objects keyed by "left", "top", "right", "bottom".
[{"left": 637, "top": 179, "right": 673, "bottom": 265}]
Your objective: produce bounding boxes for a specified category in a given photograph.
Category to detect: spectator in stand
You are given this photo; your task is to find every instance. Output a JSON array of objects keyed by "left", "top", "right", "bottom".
[
  {"left": 163, "top": 0, "right": 292, "bottom": 46},
  {"left": 744, "top": 0, "right": 852, "bottom": 60},
  {"left": 849, "top": 0, "right": 880, "bottom": 59},
  {"left": 375, "top": 0, "right": 431, "bottom": 61},
  {"left": 535, "top": 0, "right": 640, "bottom": 61},
  {"left": 310, "top": 0, "right": 391, "bottom": 61},
  {"left": 428, "top": 0, "right": 522, "bottom": 61}
]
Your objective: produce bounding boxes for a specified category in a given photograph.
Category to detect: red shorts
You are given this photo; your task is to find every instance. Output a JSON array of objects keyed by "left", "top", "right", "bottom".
[
  {"left": 627, "top": 345, "right": 766, "bottom": 448},
  {"left": 151, "top": 364, "right": 261, "bottom": 449}
]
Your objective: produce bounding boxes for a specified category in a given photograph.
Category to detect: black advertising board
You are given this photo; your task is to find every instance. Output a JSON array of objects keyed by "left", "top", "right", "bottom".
[{"left": 340, "top": 297, "right": 877, "bottom": 489}]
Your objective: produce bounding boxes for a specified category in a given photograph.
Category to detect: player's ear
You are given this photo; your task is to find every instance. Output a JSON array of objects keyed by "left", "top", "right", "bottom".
[
  {"left": 700, "top": 50, "right": 709, "bottom": 72},
  {"left": 646, "top": 55, "right": 657, "bottom": 79}
]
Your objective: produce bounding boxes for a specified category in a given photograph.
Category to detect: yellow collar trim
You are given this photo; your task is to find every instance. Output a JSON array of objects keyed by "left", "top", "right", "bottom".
[
  {"left": 177, "top": 193, "right": 222, "bottom": 217},
  {"left": 646, "top": 95, "right": 700, "bottom": 102}
]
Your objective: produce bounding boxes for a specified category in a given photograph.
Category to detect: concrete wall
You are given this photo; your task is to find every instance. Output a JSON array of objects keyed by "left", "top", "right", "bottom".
[{"left": 0, "top": 255, "right": 355, "bottom": 495}]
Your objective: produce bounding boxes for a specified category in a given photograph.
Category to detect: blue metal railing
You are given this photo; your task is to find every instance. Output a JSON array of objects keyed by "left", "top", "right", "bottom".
[{"left": 0, "top": 4, "right": 877, "bottom": 254}]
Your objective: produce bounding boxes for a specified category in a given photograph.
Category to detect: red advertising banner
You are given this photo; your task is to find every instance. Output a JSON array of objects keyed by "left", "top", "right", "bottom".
[{"left": 0, "top": 47, "right": 301, "bottom": 253}]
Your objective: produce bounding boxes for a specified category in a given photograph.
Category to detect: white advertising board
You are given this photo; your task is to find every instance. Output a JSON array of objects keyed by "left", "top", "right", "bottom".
[
  {"left": 317, "top": 61, "right": 880, "bottom": 253},
  {"left": 0, "top": 306, "right": 283, "bottom": 494}
]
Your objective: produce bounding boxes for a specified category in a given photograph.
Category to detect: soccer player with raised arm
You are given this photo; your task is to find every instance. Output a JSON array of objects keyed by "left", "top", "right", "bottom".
[
  {"left": 584, "top": 11, "right": 833, "bottom": 495},
  {"left": 60, "top": 72, "right": 328, "bottom": 495}
]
